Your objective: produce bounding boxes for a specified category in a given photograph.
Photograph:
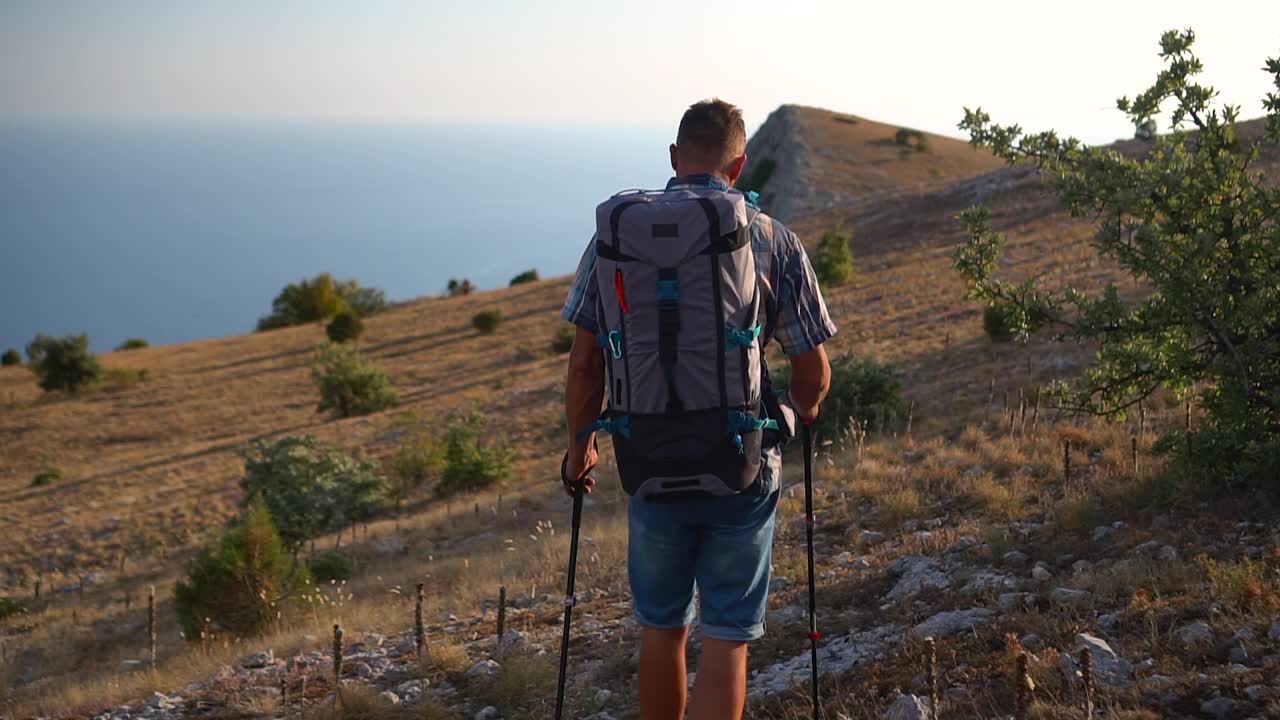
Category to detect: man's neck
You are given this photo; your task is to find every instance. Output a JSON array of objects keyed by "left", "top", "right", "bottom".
[{"left": 675, "top": 168, "right": 731, "bottom": 185}]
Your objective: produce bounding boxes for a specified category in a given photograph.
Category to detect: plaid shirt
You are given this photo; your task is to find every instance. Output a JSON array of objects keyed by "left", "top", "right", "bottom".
[{"left": 561, "top": 174, "right": 837, "bottom": 492}]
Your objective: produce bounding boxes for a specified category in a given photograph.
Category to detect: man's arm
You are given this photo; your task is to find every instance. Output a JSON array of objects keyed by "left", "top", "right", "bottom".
[
  {"left": 564, "top": 326, "right": 605, "bottom": 492},
  {"left": 787, "top": 344, "right": 831, "bottom": 422}
]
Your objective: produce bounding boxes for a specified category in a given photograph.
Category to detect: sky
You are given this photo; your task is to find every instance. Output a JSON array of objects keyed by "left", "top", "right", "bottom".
[{"left": 2, "top": 1, "right": 1279, "bottom": 144}]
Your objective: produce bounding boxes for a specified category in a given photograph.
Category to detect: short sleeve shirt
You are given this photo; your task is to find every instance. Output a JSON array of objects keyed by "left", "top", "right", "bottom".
[{"left": 561, "top": 174, "right": 838, "bottom": 491}]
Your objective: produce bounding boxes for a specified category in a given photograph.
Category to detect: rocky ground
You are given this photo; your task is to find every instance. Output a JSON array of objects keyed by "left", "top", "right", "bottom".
[{"left": 74, "top": 486, "right": 1280, "bottom": 720}]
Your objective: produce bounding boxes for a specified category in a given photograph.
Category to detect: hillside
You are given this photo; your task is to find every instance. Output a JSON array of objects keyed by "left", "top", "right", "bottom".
[{"left": 3, "top": 109, "right": 1279, "bottom": 719}]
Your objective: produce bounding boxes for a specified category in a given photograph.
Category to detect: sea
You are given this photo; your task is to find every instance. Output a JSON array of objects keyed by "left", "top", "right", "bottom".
[{"left": 0, "top": 122, "right": 673, "bottom": 353}]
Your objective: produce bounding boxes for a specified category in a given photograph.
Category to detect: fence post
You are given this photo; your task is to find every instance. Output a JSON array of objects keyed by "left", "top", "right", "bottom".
[
  {"left": 1063, "top": 439, "right": 1072, "bottom": 485},
  {"left": 147, "top": 585, "right": 157, "bottom": 671},
  {"left": 497, "top": 585, "right": 507, "bottom": 648},
  {"left": 1031, "top": 388, "right": 1041, "bottom": 431},
  {"left": 281, "top": 673, "right": 289, "bottom": 713},
  {"left": 1080, "top": 646, "right": 1094, "bottom": 719},
  {"left": 906, "top": 400, "right": 916, "bottom": 440},
  {"left": 1131, "top": 435, "right": 1139, "bottom": 475},
  {"left": 415, "top": 582, "right": 425, "bottom": 658},
  {"left": 34, "top": 577, "right": 41, "bottom": 601},
  {"left": 986, "top": 379, "right": 995, "bottom": 422},
  {"left": 332, "top": 624, "right": 344, "bottom": 705},
  {"left": 1014, "top": 652, "right": 1030, "bottom": 720},
  {"left": 925, "top": 637, "right": 939, "bottom": 719}
]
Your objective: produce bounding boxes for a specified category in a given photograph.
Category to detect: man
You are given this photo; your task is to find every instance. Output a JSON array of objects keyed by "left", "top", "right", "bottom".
[{"left": 561, "top": 98, "right": 835, "bottom": 720}]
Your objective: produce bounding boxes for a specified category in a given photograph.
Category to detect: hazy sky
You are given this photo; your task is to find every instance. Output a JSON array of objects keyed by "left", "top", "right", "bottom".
[{"left": 3, "top": 1, "right": 1278, "bottom": 143}]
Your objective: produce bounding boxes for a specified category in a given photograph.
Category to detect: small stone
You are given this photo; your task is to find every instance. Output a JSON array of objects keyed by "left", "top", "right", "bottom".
[
  {"left": 884, "top": 693, "right": 931, "bottom": 720},
  {"left": 998, "top": 592, "right": 1033, "bottom": 612},
  {"left": 859, "top": 530, "right": 886, "bottom": 546},
  {"left": 884, "top": 555, "right": 952, "bottom": 602},
  {"left": 772, "top": 605, "right": 806, "bottom": 625},
  {"left": 1176, "top": 621, "right": 1214, "bottom": 650},
  {"left": 1031, "top": 563, "right": 1052, "bottom": 582},
  {"left": 499, "top": 629, "right": 527, "bottom": 649},
  {"left": 380, "top": 690, "right": 401, "bottom": 705},
  {"left": 1019, "top": 633, "right": 1042, "bottom": 650},
  {"left": 1091, "top": 525, "right": 1117, "bottom": 543},
  {"left": 465, "top": 659, "right": 500, "bottom": 678},
  {"left": 1156, "top": 545, "right": 1178, "bottom": 562},
  {"left": 1151, "top": 514, "right": 1171, "bottom": 529},
  {"left": 1132, "top": 540, "right": 1162, "bottom": 557},
  {"left": 1097, "top": 613, "right": 1121, "bottom": 633},
  {"left": 832, "top": 551, "right": 854, "bottom": 566},
  {"left": 238, "top": 649, "right": 275, "bottom": 669},
  {"left": 1200, "top": 696, "right": 1235, "bottom": 720},
  {"left": 1049, "top": 587, "right": 1093, "bottom": 609},
  {"left": 1141, "top": 674, "right": 1176, "bottom": 691},
  {"left": 1002, "top": 550, "right": 1028, "bottom": 568},
  {"left": 474, "top": 706, "right": 500, "bottom": 720},
  {"left": 770, "top": 576, "right": 790, "bottom": 592},
  {"left": 912, "top": 608, "right": 993, "bottom": 639},
  {"left": 1071, "top": 560, "right": 1093, "bottom": 575},
  {"left": 594, "top": 688, "right": 613, "bottom": 705},
  {"left": 1058, "top": 633, "right": 1131, "bottom": 689},
  {"left": 1243, "top": 685, "right": 1271, "bottom": 702},
  {"left": 1268, "top": 622, "right": 1280, "bottom": 641}
]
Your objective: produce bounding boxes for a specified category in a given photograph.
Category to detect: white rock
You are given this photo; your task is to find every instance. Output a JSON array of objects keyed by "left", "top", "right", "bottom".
[
  {"left": 884, "top": 693, "right": 931, "bottom": 720},
  {"left": 884, "top": 555, "right": 952, "bottom": 602},
  {"left": 474, "top": 706, "right": 500, "bottom": 720},
  {"left": 912, "top": 608, "right": 993, "bottom": 639},
  {"left": 1096, "top": 613, "right": 1121, "bottom": 633},
  {"left": 465, "top": 659, "right": 500, "bottom": 678},
  {"left": 1091, "top": 525, "right": 1117, "bottom": 542},
  {"left": 1031, "top": 564, "right": 1053, "bottom": 582},
  {"left": 1157, "top": 545, "right": 1178, "bottom": 562},
  {"left": 859, "top": 530, "right": 886, "bottom": 546},
  {"left": 238, "top": 649, "right": 275, "bottom": 669},
  {"left": 998, "top": 592, "right": 1034, "bottom": 612},
  {"left": 594, "top": 688, "right": 613, "bottom": 705},
  {"left": 1176, "top": 621, "right": 1214, "bottom": 650},
  {"left": 1058, "top": 633, "right": 1132, "bottom": 688},
  {"left": 1002, "top": 550, "right": 1028, "bottom": 568},
  {"left": 1049, "top": 587, "right": 1093, "bottom": 609},
  {"left": 380, "top": 690, "right": 401, "bottom": 705},
  {"left": 1200, "top": 696, "right": 1235, "bottom": 719}
]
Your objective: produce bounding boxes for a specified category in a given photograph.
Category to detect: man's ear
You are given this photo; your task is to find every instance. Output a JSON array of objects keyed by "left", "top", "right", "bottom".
[
  {"left": 727, "top": 153, "right": 748, "bottom": 186},
  {"left": 669, "top": 144, "right": 680, "bottom": 174}
]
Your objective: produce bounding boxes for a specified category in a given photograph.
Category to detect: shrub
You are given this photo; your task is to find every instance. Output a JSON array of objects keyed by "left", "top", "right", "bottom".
[
  {"left": 0, "top": 597, "right": 24, "bottom": 621},
  {"left": 551, "top": 324, "right": 576, "bottom": 354},
  {"left": 737, "top": 157, "right": 776, "bottom": 194},
  {"left": 437, "top": 411, "right": 514, "bottom": 496},
  {"left": 956, "top": 30, "right": 1280, "bottom": 487},
  {"left": 983, "top": 304, "right": 1014, "bottom": 343},
  {"left": 174, "top": 498, "right": 308, "bottom": 639},
  {"left": 31, "top": 466, "right": 63, "bottom": 487},
  {"left": 983, "top": 301, "right": 1048, "bottom": 343},
  {"left": 311, "top": 345, "right": 398, "bottom": 418},
  {"left": 814, "top": 230, "right": 856, "bottom": 287},
  {"left": 776, "top": 352, "right": 905, "bottom": 439},
  {"left": 326, "top": 308, "right": 365, "bottom": 344},
  {"left": 257, "top": 273, "right": 387, "bottom": 331},
  {"left": 2, "top": 349, "right": 22, "bottom": 366},
  {"left": 447, "top": 278, "right": 475, "bottom": 297},
  {"left": 309, "top": 551, "right": 355, "bottom": 583},
  {"left": 115, "top": 338, "right": 149, "bottom": 351},
  {"left": 509, "top": 269, "right": 539, "bottom": 286},
  {"left": 472, "top": 310, "right": 503, "bottom": 334},
  {"left": 894, "top": 127, "right": 928, "bottom": 152},
  {"left": 239, "top": 435, "right": 391, "bottom": 550},
  {"left": 388, "top": 412, "right": 446, "bottom": 505},
  {"left": 25, "top": 334, "right": 100, "bottom": 392}
]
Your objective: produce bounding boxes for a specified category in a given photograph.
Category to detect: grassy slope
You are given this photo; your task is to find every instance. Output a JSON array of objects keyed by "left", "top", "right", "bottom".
[{"left": 3, "top": 110, "right": 1278, "bottom": 717}]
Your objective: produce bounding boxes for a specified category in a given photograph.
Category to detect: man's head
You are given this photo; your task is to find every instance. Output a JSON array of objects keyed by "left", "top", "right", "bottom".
[{"left": 670, "top": 98, "right": 748, "bottom": 185}]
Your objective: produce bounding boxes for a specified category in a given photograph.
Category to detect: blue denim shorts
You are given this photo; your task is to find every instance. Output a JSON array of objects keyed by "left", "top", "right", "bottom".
[{"left": 627, "top": 485, "right": 780, "bottom": 642}]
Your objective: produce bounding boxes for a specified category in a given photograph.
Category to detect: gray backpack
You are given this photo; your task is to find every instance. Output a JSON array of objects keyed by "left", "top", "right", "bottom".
[{"left": 581, "top": 186, "right": 779, "bottom": 499}]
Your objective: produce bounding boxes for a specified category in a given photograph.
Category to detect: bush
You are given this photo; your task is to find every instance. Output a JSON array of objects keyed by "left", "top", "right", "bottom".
[
  {"left": 551, "top": 324, "right": 576, "bottom": 354},
  {"left": 956, "top": 30, "right": 1280, "bottom": 487},
  {"left": 983, "top": 304, "right": 1014, "bottom": 343},
  {"left": 737, "top": 156, "right": 776, "bottom": 194},
  {"left": 325, "top": 308, "right": 365, "bottom": 344},
  {"left": 447, "top": 278, "right": 475, "bottom": 297},
  {"left": 509, "top": 269, "right": 539, "bottom": 286},
  {"left": 174, "top": 498, "right": 308, "bottom": 639},
  {"left": 814, "top": 230, "right": 856, "bottom": 287},
  {"left": 437, "top": 411, "right": 514, "bottom": 496},
  {"left": 775, "top": 352, "right": 904, "bottom": 439},
  {"left": 894, "top": 127, "right": 928, "bottom": 152},
  {"left": 0, "top": 597, "right": 24, "bottom": 621},
  {"left": 388, "top": 412, "right": 445, "bottom": 504},
  {"left": 31, "top": 466, "right": 63, "bottom": 487},
  {"left": 472, "top": 310, "right": 503, "bottom": 334},
  {"left": 311, "top": 345, "right": 398, "bottom": 418},
  {"left": 25, "top": 334, "right": 100, "bottom": 393},
  {"left": 309, "top": 551, "right": 355, "bottom": 583},
  {"left": 2, "top": 349, "right": 22, "bottom": 366},
  {"left": 115, "top": 338, "right": 149, "bottom": 351},
  {"left": 239, "top": 435, "right": 390, "bottom": 550},
  {"left": 257, "top": 273, "right": 387, "bottom": 331},
  {"left": 983, "top": 301, "right": 1049, "bottom": 343}
]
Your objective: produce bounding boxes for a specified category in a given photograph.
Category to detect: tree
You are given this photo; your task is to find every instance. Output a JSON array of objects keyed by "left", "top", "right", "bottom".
[
  {"left": 954, "top": 29, "right": 1280, "bottom": 487},
  {"left": 257, "top": 274, "right": 387, "bottom": 331},
  {"left": 472, "top": 310, "right": 503, "bottom": 334},
  {"left": 437, "top": 411, "right": 514, "bottom": 496},
  {"left": 814, "top": 230, "right": 856, "bottom": 287},
  {"left": 326, "top": 308, "right": 365, "bottom": 344},
  {"left": 1, "top": 349, "right": 20, "bottom": 367},
  {"left": 174, "top": 497, "right": 308, "bottom": 638},
  {"left": 115, "top": 338, "right": 149, "bottom": 351},
  {"left": 447, "top": 278, "right": 475, "bottom": 297},
  {"left": 25, "top": 334, "right": 101, "bottom": 392},
  {"left": 509, "top": 269, "right": 539, "bottom": 286},
  {"left": 311, "top": 344, "right": 398, "bottom": 418},
  {"left": 239, "top": 435, "right": 390, "bottom": 550}
]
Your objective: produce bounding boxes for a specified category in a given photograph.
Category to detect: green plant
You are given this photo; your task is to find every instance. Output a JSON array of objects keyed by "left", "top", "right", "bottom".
[
  {"left": 983, "top": 301, "right": 1049, "bottom": 343},
  {"left": 30, "top": 466, "right": 63, "bottom": 487},
  {"left": 309, "top": 550, "right": 355, "bottom": 583},
  {"left": 894, "top": 127, "right": 928, "bottom": 151},
  {"left": 814, "top": 230, "right": 856, "bottom": 287},
  {"left": 311, "top": 344, "right": 398, "bottom": 418},
  {"left": 509, "top": 269, "right": 539, "bottom": 286},
  {"left": 388, "top": 412, "right": 446, "bottom": 506},
  {"left": 447, "top": 278, "right": 475, "bottom": 297},
  {"left": 776, "top": 352, "right": 904, "bottom": 439},
  {"left": 0, "top": 597, "right": 24, "bottom": 621},
  {"left": 239, "top": 435, "right": 390, "bottom": 550},
  {"left": 737, "top": 156, "right": 776, "bottom": 194},
  {"left": 471, "top": 310, "right": 503, "bottom": 335},
  {"left": 174, "top": 498, "right": 308, "bottom": 639},
  {"left": 1196, "top": 554, "right": 1280, "bottom": 614},
  {"left": 115, "top": 338, "right": 149, "bottom": 351},
  {"left": 437, "top": 411, "right": 514, "bottom": 496},
  {"left": 326, "top": 308, "right": 365, "bottom": 344},
  {"left": 25, "top": 334, "right": 101, "bottom": 392},
  {"left": 2, "top": 349, "right": 23, "bottom": 366},
  {"left": 551, "top": 324, "right": 576, "bottom": 354},
  {"left": 257, "top": 274, "right": 387, "bottom": 331},
  {"left": 956, "top": 29, "right": 1280, "bottom": 488}
]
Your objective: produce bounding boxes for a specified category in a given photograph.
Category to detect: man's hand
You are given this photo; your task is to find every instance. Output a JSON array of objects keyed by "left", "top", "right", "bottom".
[
  {"left": 788, "top": 345, "right": 831, "bottom": 423},
  {"left": 563, "top": 439, "right": 599, "bottom": 496}
]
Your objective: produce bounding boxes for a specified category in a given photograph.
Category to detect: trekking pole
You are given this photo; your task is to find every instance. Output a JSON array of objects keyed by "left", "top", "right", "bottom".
[
  {"left": 802, "top": 420, "right": 821, "bottom": 719},
  {"left": 554, "top": 451, "right": 589, "bottom": 720}
]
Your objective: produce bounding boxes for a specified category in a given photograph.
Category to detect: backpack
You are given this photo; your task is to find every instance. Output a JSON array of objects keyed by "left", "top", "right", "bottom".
[{"left": 581, "top": 186, "right": 779, "bottom": 499}]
